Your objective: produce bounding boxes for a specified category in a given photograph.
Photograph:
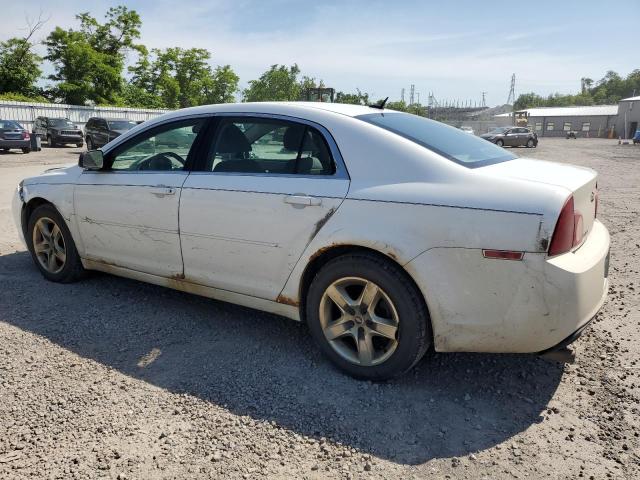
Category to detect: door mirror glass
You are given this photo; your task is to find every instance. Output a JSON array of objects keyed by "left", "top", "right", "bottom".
[{"left": 79, "top": 150, "right": 104, "bottom": 170}]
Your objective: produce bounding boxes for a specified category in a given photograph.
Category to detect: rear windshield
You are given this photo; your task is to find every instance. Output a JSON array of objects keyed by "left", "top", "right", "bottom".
[
  {"left": 357, "top": 112, "right": 516, "bottom": 168},
  {"left": 108, "top": 120, "right": 137, "bottom": 130},
  {"left": 0, "top": 120, "right": 22, "bottom": 129}
]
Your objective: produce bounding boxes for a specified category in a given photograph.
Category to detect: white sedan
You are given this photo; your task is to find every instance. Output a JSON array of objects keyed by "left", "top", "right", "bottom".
[{"left": 12, "top": 102, "right": 610, "bottom": 380}]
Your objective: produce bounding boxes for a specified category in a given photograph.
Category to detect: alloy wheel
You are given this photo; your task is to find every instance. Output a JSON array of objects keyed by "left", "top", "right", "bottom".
[
  {"left": 319, "top": 277, "right": 399, "bottom": 366},
  {"left": 32, "top": 217, "right": 66, "bottom": 274}
]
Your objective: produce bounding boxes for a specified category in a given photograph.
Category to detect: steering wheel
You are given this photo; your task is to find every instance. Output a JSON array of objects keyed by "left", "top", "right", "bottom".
[{"left": 135, "top": 151, "right": 185, "bottom": 171}]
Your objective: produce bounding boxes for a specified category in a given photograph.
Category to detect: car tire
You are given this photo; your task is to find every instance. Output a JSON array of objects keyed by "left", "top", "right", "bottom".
[
  {"left": 86, "top": 137, "right": 94, "bottom": 150},
  {"left": 26, "top": 204, "right": 85, "bottom": 283},
  {"left": 76, "top": 143, "right": 83, "bottom": 148},
  {"left": 22, "top": 148, "right": 31, "bottom": 154},
  {"left": 495, "top": 139, "right": 504, "bottom": 147},
  {"left": 306, "top": 252, "right": 432, "bottom": 380},
  {"left": 526, "top": 139, "right": 535, "bottom": 148}
]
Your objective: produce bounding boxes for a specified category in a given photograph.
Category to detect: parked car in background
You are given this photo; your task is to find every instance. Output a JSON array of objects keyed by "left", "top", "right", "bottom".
[
  {"left": 12, "top": 102, "right": 608, "bottom": 380},
  {"left": 481, "top": 126, "right": 538, "bottom": 148},
  {"left": 0, "top": 120, "right": 31, "bottom": 154},
  {"left": 33, "top": 117, "right": 83, "bottom": 148},
  {"left": 460, "top": 126, "right": 474, "bottom": 135},
  {"left": 566, "top": 131, "right": 578, "bottom": 139},
  {"left": 633, "top": 129, "right": 640, "bottom": 144},
  {"left": 85, "top": 117, "right": 138, "bottom": 149}
]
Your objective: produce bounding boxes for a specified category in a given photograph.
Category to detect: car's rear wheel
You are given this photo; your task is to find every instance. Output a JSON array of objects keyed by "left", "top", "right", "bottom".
[
  {"left": 27, "top": 204, "right": 85, "bottom": 283},
  {"left": 306, "top": 253, "right": 431, "bottom": 380},
  {"left": 495, "top": 139, "right": 504, "bottom": 147},
  {"left": 22, "top": 147, "right": 31, "bottom": 154},
  {"left": 526, "top": 139, "right": 535, "bottom": 148}
]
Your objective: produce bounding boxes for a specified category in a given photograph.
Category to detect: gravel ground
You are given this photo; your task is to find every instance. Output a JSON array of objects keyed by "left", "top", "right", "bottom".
[{"left": 0, "top": 139, "right": 639, "bottom": 479}]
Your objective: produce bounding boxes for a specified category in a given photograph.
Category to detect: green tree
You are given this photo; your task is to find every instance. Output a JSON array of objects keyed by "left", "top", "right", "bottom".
[
  {"left": 0, "top": 18, "right": 45, "bottom": 97},
  {"left": 335, "top": 89, "right": 369, "bottom": 105},
  {"left": 128, "top": 48, "right": 238, "bottom": 108},
  {"left": 44, "top": 6, "right": 143, "bottom": 105},
  {"left": 243, "top": 64, "right": 303, "bottom": 102}
]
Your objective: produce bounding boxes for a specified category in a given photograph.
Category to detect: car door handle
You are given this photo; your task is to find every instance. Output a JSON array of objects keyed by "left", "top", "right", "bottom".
[
  {"left": 150, "top": 185, "right": 176, "bottom": 197},
  {"left": 284, "top": 195, "right": 321, "bottom": 207}
]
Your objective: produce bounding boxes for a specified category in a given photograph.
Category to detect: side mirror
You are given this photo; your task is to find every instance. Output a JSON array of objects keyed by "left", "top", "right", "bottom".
[{"left": 79, "top": 150, "right": 104, "bottom": 170}]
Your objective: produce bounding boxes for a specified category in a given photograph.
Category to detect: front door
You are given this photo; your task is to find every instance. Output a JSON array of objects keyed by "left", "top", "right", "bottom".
[
  {"left": 180, "top": 115, "right": 350, "bottom": 300},
  {"left": 75, "top": 118, "right": 206, "bottom": 277}
]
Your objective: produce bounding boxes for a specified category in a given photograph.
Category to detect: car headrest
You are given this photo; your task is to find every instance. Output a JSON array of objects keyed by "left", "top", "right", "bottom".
[{"left": 216, "top": 123, "right": 251, "bottom": 154}]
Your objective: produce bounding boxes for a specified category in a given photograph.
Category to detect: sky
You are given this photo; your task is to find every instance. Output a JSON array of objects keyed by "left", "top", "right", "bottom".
[{"left": 1, "top": 0, "right": 638, "bottom": 106}]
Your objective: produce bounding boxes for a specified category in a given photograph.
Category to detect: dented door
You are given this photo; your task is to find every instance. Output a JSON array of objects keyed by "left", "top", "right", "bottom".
[
  {"left": 180, "top": 174, "right": 349, "bottom": 300},
  {"left": 75, "top": 171, "right": 188, "bottom": 277}
]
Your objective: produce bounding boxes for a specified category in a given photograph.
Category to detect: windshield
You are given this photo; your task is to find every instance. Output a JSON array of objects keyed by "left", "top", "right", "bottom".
[
  {"left": 357, "top": 112, "right": 516, "bottom": 168},
  {"left": 50, "top": 119, "right": 75, "bottom": 128},
  {"left": 108, "top": 120, "right": 137, "bottom": 130}
]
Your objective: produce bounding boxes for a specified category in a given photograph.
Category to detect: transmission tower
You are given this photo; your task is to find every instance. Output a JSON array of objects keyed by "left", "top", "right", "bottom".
[
  {"left": 401, "top": 88, "right": 405, "bottom": 103},
  {"left": 409, "top": 84, "right": 415, "bottom": 105},
  {"left": 481, "top": 92, "right": 487, "bottom": 107},
  {"left": 506, "top": 74, "right": 516, "bottom": 105}
]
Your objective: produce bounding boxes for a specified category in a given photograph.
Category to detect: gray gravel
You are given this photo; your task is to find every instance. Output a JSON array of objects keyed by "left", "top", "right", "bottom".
[{"left": 0, "top": 140, "right": 639, "bottom": 479}]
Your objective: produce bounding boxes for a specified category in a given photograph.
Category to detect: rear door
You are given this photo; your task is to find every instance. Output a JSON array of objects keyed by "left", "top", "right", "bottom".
[{"left": 180, "top": 114, "right": 350, "bottom": 300}]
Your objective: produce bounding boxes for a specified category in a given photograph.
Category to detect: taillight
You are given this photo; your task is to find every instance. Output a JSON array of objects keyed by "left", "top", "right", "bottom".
[
  {"left": 549, "top": 195, "right": 582, "bottom": 256},
  {"left": 22, "top": 131, "right": 30, "bottom": 140}
]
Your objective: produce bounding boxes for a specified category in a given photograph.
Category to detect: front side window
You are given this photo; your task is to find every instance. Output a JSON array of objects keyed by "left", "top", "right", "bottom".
[
  {"left": 358, "top": 112, "right": 515, "bottom": 168},
  {"left": 109, "top": 119, "right": 203, "bottom": 171},
  {"left": 206, "top": 118, "right": 334, "bottom": 175}
]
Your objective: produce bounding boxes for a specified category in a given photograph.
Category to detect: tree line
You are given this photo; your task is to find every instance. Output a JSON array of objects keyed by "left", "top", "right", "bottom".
[
  {"left": 0, "top": 6, "right": 383, "bottom": 109},
  {"left": 514, "top": 70, "right": 640, "bottom": 110},
  {"left": 2, "top": 6, "right": 637, "bottom": 112}
]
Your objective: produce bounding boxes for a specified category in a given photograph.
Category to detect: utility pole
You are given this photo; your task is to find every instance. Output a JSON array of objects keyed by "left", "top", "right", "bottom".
[
  {"left": 506, "top": 73, "right": 516, "bottom": 105},
  {"left": 416, "top": 92, "right": 420, "bottom": 105}
]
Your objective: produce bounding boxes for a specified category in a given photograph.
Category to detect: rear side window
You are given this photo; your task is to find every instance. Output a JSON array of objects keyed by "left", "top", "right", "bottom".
[
  {"left": 0, "top": 120, "right": 22, "bottom": 129},
  {"left": 205, "top": 118, "right": 335, "bottom": 175},
  {"left": 357, "top": 112, "right": 516, "bottom": 168}
]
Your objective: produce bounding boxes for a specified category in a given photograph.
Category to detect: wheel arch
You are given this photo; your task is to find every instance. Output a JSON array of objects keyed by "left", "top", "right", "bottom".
[
  {"left": 295, "top": 244, "right": 431, "bottom": 330},
  {"left": 21, "top": 197, "right": 53, "bottom": 238}
]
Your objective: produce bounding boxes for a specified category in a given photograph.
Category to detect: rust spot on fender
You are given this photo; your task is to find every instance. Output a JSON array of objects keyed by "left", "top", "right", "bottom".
[
  {"left": 538, "top": 237, "right": 549, "bottom": 252},
  {"left": 276, "top": 294, "right": 299, "bottom": 307},
  {"left": 309, "top": 243, "right": 340, "bottom": 262},
  {"left": 170, "top": 272, "right": 185, "bottom": 280}
]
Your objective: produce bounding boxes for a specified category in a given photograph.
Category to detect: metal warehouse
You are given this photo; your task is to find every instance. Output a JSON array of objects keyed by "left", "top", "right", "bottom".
[
  {"left": 498, "top": 105, "right": 619, "bottom": 138},
  {"left": 615, "top": 96, "right": 640, "bottom": 139}
]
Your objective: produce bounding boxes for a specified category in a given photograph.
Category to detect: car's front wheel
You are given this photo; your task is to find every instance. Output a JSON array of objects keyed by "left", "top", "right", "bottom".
[
  {"left": 526, "top": 138, "right": 535, "bottom": 148},
  {"left": 27, "top": 204, "right": 85, "bottom": 283},
  {"left": 495, "top": 139, "right": 504, "bottom": 147},
  {"left": 306, "top": 253, "right": 431, "bottom": 380}
]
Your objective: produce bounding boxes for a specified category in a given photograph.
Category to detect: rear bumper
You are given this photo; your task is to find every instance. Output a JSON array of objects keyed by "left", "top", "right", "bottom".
[
  {"left": 406, "top": 220, "right": 610, "bottom": 353},
  {"left": 0, "top": 139, "right": 30, "bottom": 149}
]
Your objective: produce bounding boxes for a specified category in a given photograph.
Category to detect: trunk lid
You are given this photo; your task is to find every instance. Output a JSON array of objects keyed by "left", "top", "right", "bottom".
[{"left": 482, "top": 158, "right": 598, "bottom": 245}]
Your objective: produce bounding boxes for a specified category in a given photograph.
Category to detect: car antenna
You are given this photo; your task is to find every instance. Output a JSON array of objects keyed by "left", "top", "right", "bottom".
[{"left": 369, "top": 97, "right": 389, "bottom": 109}]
